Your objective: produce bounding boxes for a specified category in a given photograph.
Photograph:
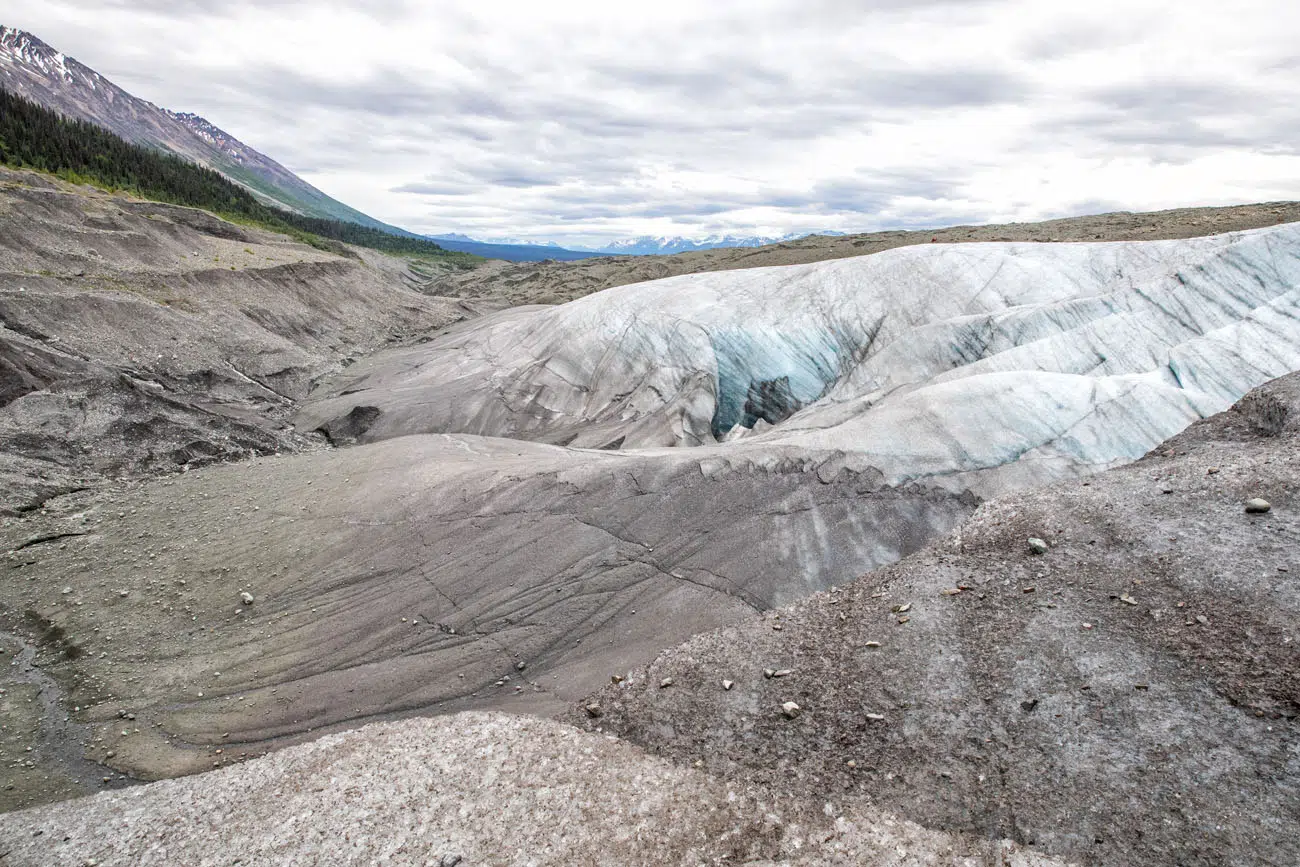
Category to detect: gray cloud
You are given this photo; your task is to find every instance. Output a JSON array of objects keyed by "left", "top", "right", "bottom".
[{"left": 10, "top": 1, "right": 1300, "bottom": 245}]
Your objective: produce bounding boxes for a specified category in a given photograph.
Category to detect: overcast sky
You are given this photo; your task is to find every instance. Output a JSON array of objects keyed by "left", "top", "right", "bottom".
[{"left": 8, "top": 1, "right": 1300, "bottom": 245}]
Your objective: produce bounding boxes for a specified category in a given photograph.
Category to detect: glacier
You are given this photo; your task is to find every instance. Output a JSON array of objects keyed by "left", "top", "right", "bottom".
[{"left": 299, "top": 223, "right": 1300, "bottom": 493}]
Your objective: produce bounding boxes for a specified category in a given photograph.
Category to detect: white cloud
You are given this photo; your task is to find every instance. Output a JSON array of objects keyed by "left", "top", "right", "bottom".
[{"left": 7, "top": 0, "right": 1300, "bottom": 245}]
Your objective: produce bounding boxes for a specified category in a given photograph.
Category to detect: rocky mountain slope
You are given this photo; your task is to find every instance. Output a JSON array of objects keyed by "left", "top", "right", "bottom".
[
  {"left": 0, "top": 26, "right": 400, "bottom": 231},
  {"left": 0, "top": 166, "right": 466, "bottom": 513}
]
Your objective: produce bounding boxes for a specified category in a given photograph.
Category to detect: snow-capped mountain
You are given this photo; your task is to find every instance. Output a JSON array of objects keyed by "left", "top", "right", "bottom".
[
  {"left": 0, "top": 25, "right": 401, "bottom": 232},
  {"left": 586, "top": 231, "right": 846, "bottom": 256}
]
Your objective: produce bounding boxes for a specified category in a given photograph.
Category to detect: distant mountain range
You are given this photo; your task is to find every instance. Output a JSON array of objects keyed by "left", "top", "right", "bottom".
[
  {"left": 584, "top": 231, "right": 846, "bottom": 256},
  {"left": 0, "top": 25, "right": 407, "bottom": 234},
  {"left": 424, "top": 230, "right": 849, "bottom": 262}
]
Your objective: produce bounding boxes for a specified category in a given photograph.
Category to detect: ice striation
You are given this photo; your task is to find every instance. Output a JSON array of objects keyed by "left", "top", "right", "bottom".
[{"left": 299, "top": 224, "right": 1300, "bottom": 494}]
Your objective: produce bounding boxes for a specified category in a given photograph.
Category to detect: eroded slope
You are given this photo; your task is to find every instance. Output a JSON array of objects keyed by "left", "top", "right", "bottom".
[{"left": 570, "top": 374, "right": 1300, "bottom": 867}]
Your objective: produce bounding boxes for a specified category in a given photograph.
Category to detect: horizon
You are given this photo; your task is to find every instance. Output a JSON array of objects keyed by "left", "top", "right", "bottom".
[{"left": 4, "top": 3, "right": 1300, "bottom": 248}]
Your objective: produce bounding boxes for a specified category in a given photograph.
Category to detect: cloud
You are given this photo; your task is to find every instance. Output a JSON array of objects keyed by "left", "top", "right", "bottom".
[{"left": 7, "top": 0, "right": 1300, "bottom": 246}]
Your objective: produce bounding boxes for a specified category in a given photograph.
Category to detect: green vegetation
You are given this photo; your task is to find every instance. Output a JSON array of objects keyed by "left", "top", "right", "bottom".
[{"left": 0, "top": 88, "right": 477, "bottom": 265}]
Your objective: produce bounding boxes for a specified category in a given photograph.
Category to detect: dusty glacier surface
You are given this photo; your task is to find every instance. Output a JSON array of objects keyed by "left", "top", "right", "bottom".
[{"left": 300, "top": 224, "right": 1300, "bottom": 483}]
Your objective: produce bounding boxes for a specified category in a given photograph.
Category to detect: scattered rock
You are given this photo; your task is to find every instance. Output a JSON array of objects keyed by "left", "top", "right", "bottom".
[
  {"left": 659, "top": 677, "right": 673, "bottom": 688},
  {"left": 1245, "top": 498, "right": 1272, "bottom": 513},
  {"left": 781, "top": 701, "right": 802, "bottom": 719},
  {"left": 721, "top": 680, "right": 734, "bottom": 691},
  {"left": 1196, "top": 615, "right": 1210, "bottom": 625},
  {"left": 764, "top": 668, "right": 776, "bottom": 679},
  {"left": 1119, "top": 594, "right": 1138, "bottom": 605},
  {"left": 864, "top": 713, "right": 885, "bottom": 722},
  {"left": 772, "top": 669, "right": 793, "bottom": 678},
  {"left": 516, "top": 661, "right": 527, "bottom": 671},
  {"left": 584, "top": 703, "right": 602, "bottom": 718},
  {"left": 1021, "top": 698, "right": 1039, "bottom": 712},
  {"left": 239, "top": 591, "right": 254, "bottom": 606},
  {"left": 1028, "top": 537, "right": 1049, "bottom": 555},
  {"left": 439, "top": 856, "right": 462, "bottom": 867}
]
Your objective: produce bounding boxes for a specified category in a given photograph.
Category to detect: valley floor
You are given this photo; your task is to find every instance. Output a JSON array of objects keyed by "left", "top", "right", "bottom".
[{"left": 1, "top": 166, "right": 1298, "bottom": 865}]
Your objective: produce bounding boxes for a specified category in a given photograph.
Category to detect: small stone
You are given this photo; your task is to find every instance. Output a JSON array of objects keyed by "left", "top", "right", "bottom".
[
  {"left": 781, "top": 701, "right": 802, "bottom": 719},
  {"left": 892, "top": 603, "right": 912, "bottom": 613},
  {"left": 772, "top": 669, "right": 793, "bottom": 678},
  {"left": 1119, "top": 594, "right": 1137, "bottom": 605},
  {"left": 610, "top": 674, "right": 624, "bottom": 684},
  {"left": 62, "top": 586, "right": 73, "bottom": 595},
  {"left": 846, "top": 759, "right": 857, "bottom": 768},
  {"left": 764, "top": 668, "right": 776, "bottom": 679},
  {"left": 1195, "top": 614, "right": 1209, "bottom": 625},
  {"left": 1023, "top": 586, "right": 1036, "bottom": 594},
  {"left": 1028, "top": 538, "right": 1049, "bottom": 555},
  {"left": 1082, "top": 623, "right": 1093, "bottom": 630},
  {"left": 1207, "top": 467, "right": 1219, "bottom": 475},
  {"left": 239, "top": 592, "right": 254, "bottom": 606},
  {"left": 1245, "top": 498, "right": 1272, "bottom": 514},
  {"left": 1134, "top": 683, "right": 1150, "bottom": 691},
  {"left": 516, "top": 661, "right": 527, "bottom": 671},
  {"left": 771, "top": 623, "right": 783, "bottom": 631},
  {"left": 865, "top": 712, "right": 885, "bottom": 721},
  {"left": 722, "top": 680, "right": 734, "bottom": 690},
  {"left": 864, "top": 641, "right": 881, "bottom": 648},
  {"left": 897, "top": 615, "right": 910, "bottom": 624},
  {"left": 659, "top": 677, "right": 673, "bottom": 688},
  {"left": 584, "top": 703, "right": 602, "bottom": 718},
  {"left": 440, "top": 855, "right": 463, "bottom": 867},
  {"left": 1020, "top": 698, "right": 1039, "bottom": 712},
  {"left": 118, "top": 590, "right": 129, "bottom": 597},
  {"left": 940, "top": 588, "right": 962, "bottom": 596}
]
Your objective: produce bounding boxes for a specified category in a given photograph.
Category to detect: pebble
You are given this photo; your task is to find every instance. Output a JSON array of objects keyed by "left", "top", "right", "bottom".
[
  {"left": 439, "top": 855, "right": 463, "bottom": 867},
  {"left": 865, "top": 713, "right": 885, "bottom": 721},
  {"left": 1119, "top": 594, "right": 1137, "bottom": 606},
  {"left": 1028, "top": 538, "right": 1049, "bottom": 555},
  {"left": 240, "top": 592, "right": 254, "bottom": 606},
  {"left": 764, "top": 668, "right": 776, "bottom": 679},
  {"left": 1195, "top": 615, "right": 1209, "bottom": 625},
  {"left": 659, "top": 677, "right": 673, "bottom": 688},
  {"left": 1245, "top": 498, "right": 1272, "bottom": 514},
  {"left": 516, "top": 661, "right": 527, "bottom": 671},
  {"left": 772, "top": 669, "right": 793, "bottom": 678},
  {"left": 722, "top": 680, "right": 734, "bottom": 691},
  {"left": 781, "top": 701, "right": 802, "bottom": 719},
  {"left": 864, "top": 641, "right": 881, "bottom": 648},
  {"left": 584, "top": 703, "right": 602, "bottom": 718}
]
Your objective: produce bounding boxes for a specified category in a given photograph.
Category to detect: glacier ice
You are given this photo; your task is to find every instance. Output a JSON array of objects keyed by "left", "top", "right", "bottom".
[{"left": 298, "top": 223, "right": 1300, "bottom": 493}]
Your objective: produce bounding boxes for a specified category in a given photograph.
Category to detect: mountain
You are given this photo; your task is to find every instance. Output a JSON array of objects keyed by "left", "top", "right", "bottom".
[
  {"left": 0, "top": 25, "right": 405, "bottom": 233},
  {"left": 425, "top": 233, "right": 601, "bottom": 262},
  {"left": 588, "top": 230, "right": 846, "bottom": 256}
]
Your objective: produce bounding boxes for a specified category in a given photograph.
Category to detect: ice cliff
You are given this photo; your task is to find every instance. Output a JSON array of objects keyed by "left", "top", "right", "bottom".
[{"left": 299, "top": 224, "right": 1300, "bottom": 491}]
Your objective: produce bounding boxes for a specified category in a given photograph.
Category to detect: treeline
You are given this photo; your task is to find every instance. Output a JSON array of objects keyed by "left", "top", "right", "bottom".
[{"left": 0, "top": 87, "right": 465, "bottom": 260}]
